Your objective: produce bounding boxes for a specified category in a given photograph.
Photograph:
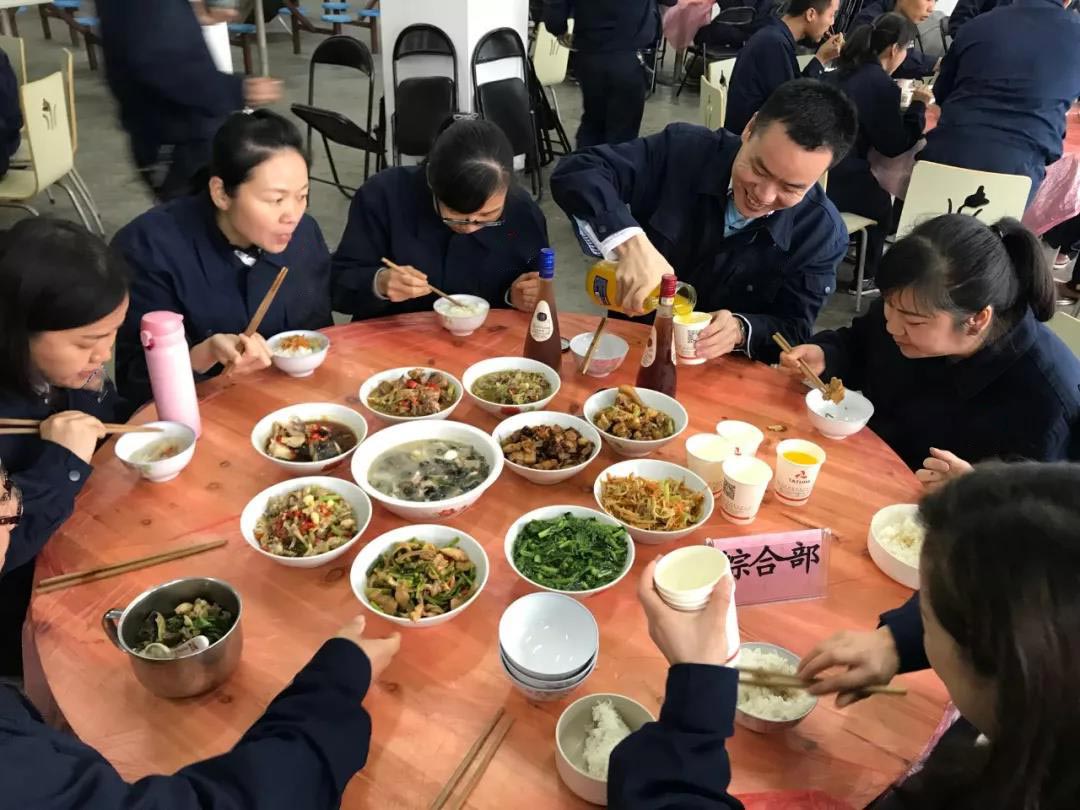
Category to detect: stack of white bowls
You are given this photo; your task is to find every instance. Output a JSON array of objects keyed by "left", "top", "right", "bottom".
[{"left": 498, "top": 593, "right": 600, "bottom": 702}]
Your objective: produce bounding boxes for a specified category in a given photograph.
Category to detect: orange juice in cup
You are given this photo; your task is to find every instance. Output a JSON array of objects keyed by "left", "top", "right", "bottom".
[
  {"left": 774, "top": 439, "right": 827, "bottom": 506},
  {"left": 674, "top": 311, "right": 713, "bottom": 365}
]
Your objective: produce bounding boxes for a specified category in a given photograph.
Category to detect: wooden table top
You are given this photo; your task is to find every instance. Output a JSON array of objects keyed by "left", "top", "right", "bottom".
[{"left": 30, "top": 311, "right": 947, "bottom": 808}]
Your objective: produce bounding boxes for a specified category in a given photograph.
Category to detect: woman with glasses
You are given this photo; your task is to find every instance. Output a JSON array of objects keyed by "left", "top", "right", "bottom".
[{"left": 331, "top": 118, "right": 549, "bottom": 321}]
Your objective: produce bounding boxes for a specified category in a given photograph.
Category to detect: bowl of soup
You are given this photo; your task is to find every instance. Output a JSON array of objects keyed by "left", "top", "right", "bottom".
[
  {"left": 350, "top": 420, "right": 504, "bottom": 521},
  {"left": 267, "top": 330, "right": 330, "bottom": 378},
  {"left": 250, "top": 403, "right": 368, "bottom": 476},
  {"left": 114, "top": 421, "right": 197, "bottom": 483},
  {"left": 462, "top": 357, "right": 561, "bottom": 418}
]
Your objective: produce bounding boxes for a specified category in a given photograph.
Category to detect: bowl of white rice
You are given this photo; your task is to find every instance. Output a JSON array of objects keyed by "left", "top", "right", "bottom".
[
  {"left": 555, "top": 693, "right": 655, "bottom": 805},
  {"left": 868, "top": 503, "right": 923, "bottom": 590},
  {"left": 735, "top": 642, "right": 817, "bottom": 733},
  {"left": 434, "top": 294, "right": 490, "bottom": 336}
]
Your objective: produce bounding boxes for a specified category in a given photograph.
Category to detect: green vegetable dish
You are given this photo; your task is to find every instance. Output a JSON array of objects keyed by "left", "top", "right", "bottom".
[
  {"left": 471, "top": 370, "right": 552, "bottom": 405},
  {"left": 512, "top": 514, "right": 630, "bottom": 592},
  {"left": 366, "top": 539, "right": 479, "bottom": 621},
  {"left": 135, "top": 599, "right": 234, "bottom": 656}
]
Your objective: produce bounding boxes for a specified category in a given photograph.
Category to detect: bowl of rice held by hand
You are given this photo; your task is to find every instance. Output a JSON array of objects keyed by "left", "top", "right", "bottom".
[
  {"left": 556, "top": 694, "right": 655, "bottom": 805},
  {"left": 735, "top": 642, "right": 817, "bottom": 733},
  {"left": 868, "top": 503, "right": 923, "bottom": 589}
]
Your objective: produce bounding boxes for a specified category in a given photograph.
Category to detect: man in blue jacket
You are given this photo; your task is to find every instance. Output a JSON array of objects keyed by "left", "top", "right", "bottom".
[
  {"left": 849, "top": 0, "right": 940, "bottom": 78},
  {"left": 947, "top": 0, "right": 1011, "bottom": 34},
  {"left": 550, "top": 79, "right": 855, "bottom": 363}
]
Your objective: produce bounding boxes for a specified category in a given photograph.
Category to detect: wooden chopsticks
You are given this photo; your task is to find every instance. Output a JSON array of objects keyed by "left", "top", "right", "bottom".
[
  {"left": 245, "top": 266, "right": 289, "bottom": 337},
  {"left": 737, "top": 665, "right": 907, "bottom": 697},
  {"left": 430, "top": 708, "right": 515, "bottom": 810},
  {"left": 772, "top": 332, "right": 832, "bottom": 395},
  {"left": 35, "top": 538, "right": 227, "bottom": 595},
  {"left": 0, "top": 418, "right": 162, "bottom": 437},
  {"left": 381, "top": 257, "right": 467, "bottom": 308},
  {"left": 579, "top": 315, "right": 608, "bottom": 375}
]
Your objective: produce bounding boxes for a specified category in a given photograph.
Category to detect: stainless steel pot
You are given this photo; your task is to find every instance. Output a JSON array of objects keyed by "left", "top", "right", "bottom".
[{"left": 102, "top": 577, "right": 243, "bottom": 699}]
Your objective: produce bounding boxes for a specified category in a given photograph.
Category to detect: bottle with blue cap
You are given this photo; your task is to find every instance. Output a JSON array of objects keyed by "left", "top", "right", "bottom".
[{"left": 522, "top": 248, "right": 562, "bottom": 373}]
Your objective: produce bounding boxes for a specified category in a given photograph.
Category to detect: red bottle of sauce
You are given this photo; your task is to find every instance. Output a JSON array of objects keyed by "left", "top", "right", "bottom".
[
  {"left": 635, "top": 273, "right": 678, "bottom": 397},
  {"left": 523, "top": 248, "right": 562, "bottom": 373}
]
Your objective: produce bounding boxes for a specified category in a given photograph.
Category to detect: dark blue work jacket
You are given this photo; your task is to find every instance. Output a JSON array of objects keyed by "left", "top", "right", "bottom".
[
  {"left": 113, "top": 194, "right": 332, "bottom": 407},
  {"left": 330, "top": 165, "right": 550, "bottom": 321},
  {"left": 850, "top": 2, "right": 939, "bottom": 79},
  {"left": 0, "top": 639, "right": 374, "bottom": 809},
  {"left": 813, "top": 302, "right": 1080, "bottom": 471},
  {"left": 550, "top": 123, "right": 848, "bottom": 362},
  {"left": 724, "top": 18, "right": 825, "bottom": 135},
  {"left": 920, "top": 0, "right": 1080, "bottom": 202},
  {"left": 542, "top": 0, "right": 676, "bottom": 53},
  {"left": 948, "top": 0, "right": 1012, "bottom": 33},
  {"left": 0, "top": 49, "right": 20, "bottom": 175}
]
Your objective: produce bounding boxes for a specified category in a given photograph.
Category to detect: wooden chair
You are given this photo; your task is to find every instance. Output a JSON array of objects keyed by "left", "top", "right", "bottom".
[
  {"left": 895, "top": 161, "right": 1032, "bottom": 238},
  {"left": 0, "top": 33, "right": 26, "bottom": 85},
  {"left": 818, "top": 172, "right": 878, "bottom": 313},
  {"left": 59, "top": 48, "right": 103, "bottom": 234},
  {"left": 708, "top": 56, "right": 737, "bottom": 87},
  {"left": 699, "top": 73, "right": 726, "bottom": 131}
]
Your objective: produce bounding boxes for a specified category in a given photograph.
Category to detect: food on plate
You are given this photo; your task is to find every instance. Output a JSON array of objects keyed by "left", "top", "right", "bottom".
[
  {"left": 367, "top": 369, "right": 458, "bottom": 418},
  {"left": 254, "top": 485, "right": 358, "bottom": 557},
  {"left": 368, "top": 439, "right": 491, "bottom": 502},
  {"left": 365, "top": 538, "right": 479, "bottom": 621},
  {"left": 273, "top": 334, "right": 325, "bottom": 357},
  {"left": 593, "top": 386, "right": 675, "bottom": 441},
  {"left": 582, "top": 700, "right": 632, "bottom": 780},
  {"left": 471, "top": 370, "right": 552, "bottom": 405},
  {"left": 134, "top": 598, "right": 234, "bottom": 657},
  {"left": 823, "top": 376, "right": 845, "bottom": 404},
  {"left": 264, "top": 416, "right": 358, "bottom": 463},
  {"left": 736, "top": 648, "right": 816, "bottom": 721},
  {"left": 877, "top": 514, "right": 925, "bottom": 567},
  {"left": 599, "top": 474, "right": 705, "bottom": 531},
  {"left": 500, "top": 424, "right": 595, "bottom": 470},
  {"left": 512, "top": 514, "right": 628, "bottom": 591},
  {"left": 130, "top": 438, "right": 185, "bottom": 464}
]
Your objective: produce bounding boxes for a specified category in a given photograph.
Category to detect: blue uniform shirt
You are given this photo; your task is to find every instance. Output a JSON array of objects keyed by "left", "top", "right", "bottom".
[
  {"left": 849, "top": 1, "right": 939, "bottom": 79},
  {"left": 949, "top": 0, "right": 1012, "bottom": 33},
  {"left": 113, "top": 194, "right": 332, "bottom": 406},
  {"left": 542, "top": 0, "right": 675, "bottom": 53},
  {"left": 550, "top": 123, "right": 847, "bottom": 361}
]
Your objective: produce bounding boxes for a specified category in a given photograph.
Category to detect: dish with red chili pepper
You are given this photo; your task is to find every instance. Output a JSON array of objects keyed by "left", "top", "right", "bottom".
[{"left": 366, "top": 368, "right": 459, "bottom": 418}]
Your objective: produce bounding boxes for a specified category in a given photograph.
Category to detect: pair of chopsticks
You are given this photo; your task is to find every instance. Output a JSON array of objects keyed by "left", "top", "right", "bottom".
[
  {"left": 223, "top": 266, "right": 289, "bottom": 374},
  {"left": 430, "top": 708, "right": 515, "bottom": 810},
  {"left": 579, "top": 315, "right": 608, "bottom": 375},
  {"left": 737, "top": 665, "right": 907, "bottom": 697},
  {"left": 35, "top": 538, "right": 227, "bottom": 595},
  {"left": 772, "top": 332, "right": 831, "bottom": 396},
  {"left": 380, "top": 257, "right": 467, "bottom": 308},
  {"left": 0, "top": 418, "right": 162, "bottom": 437}
]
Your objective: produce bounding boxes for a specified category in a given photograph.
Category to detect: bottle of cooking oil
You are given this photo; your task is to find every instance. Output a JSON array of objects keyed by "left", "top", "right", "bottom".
[{"left": 585, "top": 259, "right": 696, "bottom": 316}]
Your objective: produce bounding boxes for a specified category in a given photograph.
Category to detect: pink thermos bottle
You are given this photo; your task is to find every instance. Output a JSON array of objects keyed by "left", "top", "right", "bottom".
[{"left": 139, "top": 311, "right": 202, "bottom": 437}]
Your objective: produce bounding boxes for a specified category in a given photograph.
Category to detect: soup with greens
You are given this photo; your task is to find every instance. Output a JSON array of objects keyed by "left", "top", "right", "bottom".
[{"left": 368, "top": 440, "right": 491, "bottom": 502}]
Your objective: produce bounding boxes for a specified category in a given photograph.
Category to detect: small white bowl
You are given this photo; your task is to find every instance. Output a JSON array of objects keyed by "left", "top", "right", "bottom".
[
  {"left": 583, "top": 388, "right": 688, "bottom": 458},
  {"left": 653, "top": 545, "right": 730, "bottom": 610},
  {"left": 267, "top": 330, "right": 330, "bottom": 377},
  {"left": 349, "top": 420, "right": 504, "bottom": 521},
  {"left": 499, "top": 592, "right": 600, "bottom": 681},
  {"left": 239, "top": 476, "right": 372, "bottom": 568},
  {"left": 500, "top": 650, "right": 596, "bottom": 702},
  {"left": 734, "top": 642, "right": 817, "bottom": 733},
  {"left": 805, "top": 389, "right": 875, "bottom": 440},
  {"left": 868, "top": 503, "right": 922, "bottom": 589},
  {"left": 504, "top": 505, "right": 635, "bottom": 597},
  {"left": 462, "top": 356, "right": 561, "bottom": 419},
  {"left": 569, "top": 332, "right": 630, "bottom": 378},
  {"left": 492, "top": 411, "right": 602, "bottom": 486},
  {"left": 251, "top": 402, "right": 368, "bottom": 475},
  {"left": 349, "top": 524, "right": 489, "bottom": 627},
  {"left": 593, "top": 459, "right": 714, "bottom": 545},
  {"left": 433, "top": 294, "right": 490, "bottom": 336},
  {"left": 114, "top": 421, "right": 196, "bottom": 483},
  {"left": 501, "top": 646, "right": 596, "bottom": 690},
  {"left": 555, "top": 693, "right": 656, "bottom": 804},
  {"left": 357, "top": 366, "right": 464, "bottom": 424}
]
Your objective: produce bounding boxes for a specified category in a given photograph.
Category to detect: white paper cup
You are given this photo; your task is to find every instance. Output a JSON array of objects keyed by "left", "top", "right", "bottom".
[
  {"left": 719, "top": 456, "right": 773, "bottom": 525},
  {"left": 685, "top": 433, "right": 735, "bottom": 493},
  {"left": 715, "top": 420, "right": 764, "bottom": 457},
  {"left": 774, "top": 439, "right": 826, "bottom": 506},
  {"left": 653, "top": 546, "right": 740, "bottom": 659},
  {"left": 674, "top": 311, "right": 713, "bottom": 366}
]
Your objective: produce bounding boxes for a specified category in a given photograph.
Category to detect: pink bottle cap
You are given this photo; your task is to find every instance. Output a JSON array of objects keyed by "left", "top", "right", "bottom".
[{"left": 140, "top": 311, "right": 186, "bottom": 349}]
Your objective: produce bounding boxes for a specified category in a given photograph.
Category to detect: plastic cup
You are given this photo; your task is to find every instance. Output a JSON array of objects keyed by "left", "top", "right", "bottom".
[
  {"left": 715, "top": 420, "right": 764, "bottom": 457},
  {"left": 774, "top": 439, "right": 827, "bottom": 506},
  {"left": 653, "top": 546, "right": 740, "bottom": 659},
  {"left": 685, "top": 433, "right": 735, "bottom": 494},
  {"left": 674, "top": 311, "right": 713, "bottom": 366},
  {"left": 719, "top": 456, "right": 773, "bottom": 525}
]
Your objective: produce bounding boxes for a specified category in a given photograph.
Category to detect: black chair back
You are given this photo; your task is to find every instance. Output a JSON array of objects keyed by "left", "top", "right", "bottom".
[
  {"left": 392, "top": 24, "right": 458, "bottom": 162},
  {"left": 291, "top": 104, "right": 381, "bottom": 151},
  {"left": 311, "top": 34, "right": 375, "bottom": 75},
  {"left": 393, "top": 23, "right": 457, "bottom": 60},
  {"left": 474, "top": 27, "right": 526, "bottom": 64}
]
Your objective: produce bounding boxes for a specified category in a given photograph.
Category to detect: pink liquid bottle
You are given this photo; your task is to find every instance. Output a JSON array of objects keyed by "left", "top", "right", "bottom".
[{"left": 139, "top": 311, "right": 202, "bottom": 437}]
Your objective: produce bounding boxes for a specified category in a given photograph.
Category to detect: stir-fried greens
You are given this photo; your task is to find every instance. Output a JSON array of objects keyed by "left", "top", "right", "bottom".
[
  {"left": 134, "top": 598, "right": 234, "bottom": 656},
  {"left": 471, "top": 370, "right": 552, "bottom": 405},
  {"left": 593, "top": 386, "right": 675, "bottom": 441},
  {"left": 512, "top": 514, "right": 629, "bottom": 591},
  {"left": 600, "top": 474, "right": 705, "bottom": 531},
  {"left": 368, "top": 440, "right": 491, "bottom": 502},
  {"left": 365, "top": 539, "right": 479, "bottom": 621},
  {"left": 255, "top": 485, "right": 358, "bottom": 557},
  {"left": 367, "top": 369, "right": 458, "bottom": 417}
]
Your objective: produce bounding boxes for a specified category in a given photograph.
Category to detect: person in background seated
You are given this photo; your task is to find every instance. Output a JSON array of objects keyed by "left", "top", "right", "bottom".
[
  {"left": 849, "top": 0, "right": 940, "bottom": 79},
  {"left": 825, "top": 13, "right": 931, "bottom": 297},
  {"left": 114, "top": 110, "right": 332, "bottom": 408},
  {"left": 0, "top": 467, "right": 402, "bottom": 808},
  {"left": 0, "top": 47, "right": 21, "bottom": 180},
  {"left": 723, "top": 0, "right": 844, "bottom": 135},
  {"left": 0, "top": 219, "right": 129, "bottom": 679},
  {"left": 780, "top": 215, "right": 1080, "bottom": 483},
  {"left": 550, "top": 79, "right": 856, "bottom": 363},
  {"left": 331, "top": 118, "right": 549, "bottom": 321}
]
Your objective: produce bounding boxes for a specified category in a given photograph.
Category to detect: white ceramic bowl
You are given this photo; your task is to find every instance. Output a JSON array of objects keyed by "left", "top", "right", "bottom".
[
  {"left": 555, "top": 694, "right": 656, "bottom": 804},
  {"left": 868, "top": 503, "right": 922, "bottom": 589},
  {"left": 734, "top": 642, "right": 817, "bottom": 733},
  {"left": 357, "top": 366, "right": 464, "bottom": 425},
  {"left": 593, "top": 459, "right": 715, "bottom": 545},
  {"left": 239, "top": 476, "right": 372, "bottom": 569},
  {"left": 569, "top": 332, "right": 630, "bottom": 378},
  {"left": 499, "top": 592, "right": 600, "bottom": 681},
  {"left": 349, "top": 524, "right": 489, "bottom": 627},
  {"left": 433, "top": 294, "right": 490, "bottom": 336},
  {"left": 583, "top": 387, "right": 689, "bottom": 458},
  {"left": 462, "top": 356, "right": 561, "bottom": 418},
  {"left": 504, "top": 505, "right": 635, "bottom": 598},
  {"left": 653, "top": 545, "right": 730, "bottom": 610},
  {"left": 491, "top": 412, "right": 602, "bottom": 486},
  {"left": 805, "top": 388, "right": 875, "bottom": 440},
  {"left": 501, "top": 646, "right": 596, "bottom": 690},
  {"left": 500, "top": 649, "right": 596, "bottom": 702},
  {"left": 267, "top": 330, "right": 330, "bottom": 377},
  {"left": 250, "top": 402, "right": 368, "bottom": 475},
  {"left": 114, "top": 421, "right": 196, "bottom": 483},
  {"left": 349, "top": 420, "right": 504, "bottom": 521}
]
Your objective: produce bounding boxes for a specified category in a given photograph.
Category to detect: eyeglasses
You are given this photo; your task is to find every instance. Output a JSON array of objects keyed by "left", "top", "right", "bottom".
[
  {"left": 0, "top": 470, "right": 22, "bottom": 528},
  {"left": 432, "top": 192, "right": 505, "bottom": 229}
]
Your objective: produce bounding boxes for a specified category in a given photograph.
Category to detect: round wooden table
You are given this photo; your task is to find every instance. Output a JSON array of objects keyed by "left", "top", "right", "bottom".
[{"left": 30, "top": 311, "right": 947, "bottom": 809}]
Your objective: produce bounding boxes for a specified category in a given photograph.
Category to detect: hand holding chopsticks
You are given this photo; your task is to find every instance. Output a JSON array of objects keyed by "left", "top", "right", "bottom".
[
  {"left": 737, "top": 665, "right": 907, "bottom": 697},
  {"left": 0, "top": 417, "right": 162, "bottom": 437},
  {"left": 772, "top": 333, "right": 846, "bottom": 403},
  {"left": 380, "top": 257, "right": 467, "bottom": 308},
  {"left": 220, "top": 266, "right": 289, "bottom": 375}
]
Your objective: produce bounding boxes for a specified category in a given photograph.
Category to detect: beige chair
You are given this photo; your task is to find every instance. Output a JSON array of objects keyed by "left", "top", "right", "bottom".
[
  {"left": 818, "top": 172, "right": 878, "bottom": 313},
  {"left": 60, "top": 48, "right": 103, "bottom": 234},
  {"left": 700, "top": 73, "right": 726, "bottom": 131},
  {"left": 708, "top": 57, "right": 737, "bottom": 87},
  {"left": 895, "top": 161, "right": 1031, "bottom": 238},
  {"left": 1048, "top": 311, "right": 1080, "bottom": 358},
  {"left": 0, "top": 33, "right": 27, "bottom": 84},
  {"left": 530, "top": 21, "right": 573, "bottom": 138}
]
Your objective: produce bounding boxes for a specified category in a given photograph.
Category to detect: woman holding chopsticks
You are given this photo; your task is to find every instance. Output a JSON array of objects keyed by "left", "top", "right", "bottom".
[{"left": 113, "top": 109, "right": 333, "bottom": 407}]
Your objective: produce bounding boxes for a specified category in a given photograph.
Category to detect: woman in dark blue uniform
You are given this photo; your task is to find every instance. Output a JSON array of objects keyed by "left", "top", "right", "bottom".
[
  {"left": 0, "top": 219, "right": 130, "bottom": 678},
  {"left": 114, "top": 110, "right": 332, "bottom": 408},
  {"left": 825, "top": 13, "right": 931, "bottom": 296},
  {"left": 849, "top": 0, "right": 939, "bottom": 78},
  {"left": 331, "top": 118, "right": 549, "bottom": 321}
]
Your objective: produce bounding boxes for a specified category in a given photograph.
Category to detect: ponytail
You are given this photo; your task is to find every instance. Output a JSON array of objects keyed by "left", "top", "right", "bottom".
[
  {"left": 836, "top": 13, "right": 918, "bottom": 76},
  {"left": 995, "top": 217, "right": 1057, "bottom": 323}
]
